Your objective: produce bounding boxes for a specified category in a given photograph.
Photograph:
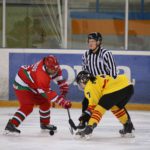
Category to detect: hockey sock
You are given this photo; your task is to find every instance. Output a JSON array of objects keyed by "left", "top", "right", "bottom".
[
  {"left": 111, "top": 106, "right": 128, "bottom": 124},
  {"left": 39, "top": 102, "right": 51, "bottom": 125},
  {"left": 11, "top": 110, "right": 27, "bottom": 127},
  {"left": 88, "top": 105, "right": 106, "bottom": 126}
]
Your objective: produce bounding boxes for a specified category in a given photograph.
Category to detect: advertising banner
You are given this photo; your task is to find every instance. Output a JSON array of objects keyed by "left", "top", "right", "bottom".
[{"left": 9, "top": 52, "right": 150, "bottom": 104}]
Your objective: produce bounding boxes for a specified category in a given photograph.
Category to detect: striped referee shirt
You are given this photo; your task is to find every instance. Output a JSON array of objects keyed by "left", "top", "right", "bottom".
[{"left": 82, "top": 47, "right": 117, "bottom": 78}]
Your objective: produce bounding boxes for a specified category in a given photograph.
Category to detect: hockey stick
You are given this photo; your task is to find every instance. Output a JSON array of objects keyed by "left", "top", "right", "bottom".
[
  {"left": 67, "top": 109, "right": 74, "bottom": 134},
  {"left": 67, "top": 109, "right": 77, "bottom": 135}
]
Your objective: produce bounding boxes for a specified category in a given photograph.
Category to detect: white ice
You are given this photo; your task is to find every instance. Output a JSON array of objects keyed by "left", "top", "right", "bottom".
[{"left": 0, "top": 107, "right": 150, "bottom": 150}]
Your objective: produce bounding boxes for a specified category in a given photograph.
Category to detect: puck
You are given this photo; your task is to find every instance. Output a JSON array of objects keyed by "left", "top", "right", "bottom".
[{"left": 49, "top": 130, "right": 54, "bottom": 136}]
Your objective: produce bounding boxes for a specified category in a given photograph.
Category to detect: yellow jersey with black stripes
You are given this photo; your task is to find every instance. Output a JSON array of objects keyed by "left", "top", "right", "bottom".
[{"left": 84, "top": 74, "right": 131, "bottom": 106}]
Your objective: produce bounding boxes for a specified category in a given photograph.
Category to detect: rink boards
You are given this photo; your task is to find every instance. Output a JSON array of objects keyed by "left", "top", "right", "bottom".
[{"left": 0, "top": 49, "right": 150, "bottom": 108}]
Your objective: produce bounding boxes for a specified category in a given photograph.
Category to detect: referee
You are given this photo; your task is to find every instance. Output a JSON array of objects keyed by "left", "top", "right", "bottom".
[{"left": 82, "top": 32, "right": 117, "bottom": 78}]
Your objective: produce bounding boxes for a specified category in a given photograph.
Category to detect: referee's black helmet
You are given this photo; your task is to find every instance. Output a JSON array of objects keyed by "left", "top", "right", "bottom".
[
  {"left": 88, "top": 32, "right": 102, "bottom": 42},
  {"left": 76, "top": 71, "right": 91, "bottom": 84}
]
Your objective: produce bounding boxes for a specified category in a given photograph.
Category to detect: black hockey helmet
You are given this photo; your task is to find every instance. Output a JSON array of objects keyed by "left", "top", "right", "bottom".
[
  {"left": 76, "top": 71, "right": 91, "bottom": 84},
  {"left": 88, "top": 32, "right": 102, "bottom": 42}
]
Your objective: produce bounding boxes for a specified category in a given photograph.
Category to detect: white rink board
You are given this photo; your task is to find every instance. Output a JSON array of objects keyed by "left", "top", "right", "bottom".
[{"left": 0, "top": 108, "right": 150, "bottom": 150}]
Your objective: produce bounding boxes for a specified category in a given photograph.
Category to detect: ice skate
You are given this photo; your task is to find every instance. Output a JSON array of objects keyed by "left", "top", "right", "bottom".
[
  {"left": 75, "top": 130, "right": 85, "bottom": 139},
  {"left": 75, "top": 124, "right": 94, "bottom": 140},
  {"left": 4, "top": 120, "right": 21, "bottom": 135},
  {"left": 119, "top": 119, "right": 135, "bottom": 138},
  {"left": 40, "top": 123, "right": 57, "bottom": 132},
  {"left": 75, "top": 130, "right": 92, "bottom": 140},
  {"left": 74, "top": 122, "right": 86, "bottom": 138}
]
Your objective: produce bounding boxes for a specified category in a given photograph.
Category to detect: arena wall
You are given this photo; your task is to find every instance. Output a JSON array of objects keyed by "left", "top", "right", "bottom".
[{"left": 0, "top": 49, "right": 150, "bottom": 109}]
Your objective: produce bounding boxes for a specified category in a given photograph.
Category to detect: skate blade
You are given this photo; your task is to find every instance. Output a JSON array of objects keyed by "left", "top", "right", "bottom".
[
  {"left": 120, "top": 132, "right": 135, "bottom": 138},
  {"left": 41, "top": 129, "right": 57, "bottom": 133},
  {"left": 74, "top": 131, "right": 83, "bottom": 139},
  {"left": 74, "top": 131, "right": 92, "bottom": 140},
  {"left": 74, "top": 131, "right": 85, "bottom": 139},
  {"left": 84, "top": 134, "right": 92, "bottom": 140},
  {"left": 3, "top": 130, "right": 20, "bottom": 136}
]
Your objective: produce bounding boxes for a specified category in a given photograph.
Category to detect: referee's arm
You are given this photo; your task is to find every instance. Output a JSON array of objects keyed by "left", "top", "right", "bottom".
[
  {"left": 82, "top": 52, "right": 88, "bottom": 71},
  {"left": 104, "top": 51, "right": 117, "bottom": 78}
]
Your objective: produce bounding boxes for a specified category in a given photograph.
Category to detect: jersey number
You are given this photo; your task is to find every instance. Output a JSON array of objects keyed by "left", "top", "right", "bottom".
[{"left": 87, "top": 92, "right": 91, "bottom": 98}]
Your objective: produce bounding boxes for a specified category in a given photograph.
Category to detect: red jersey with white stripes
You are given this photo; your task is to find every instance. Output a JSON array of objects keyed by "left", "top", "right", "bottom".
[{"left": 13, "top": 59, "right": 68, "bottom": 100}]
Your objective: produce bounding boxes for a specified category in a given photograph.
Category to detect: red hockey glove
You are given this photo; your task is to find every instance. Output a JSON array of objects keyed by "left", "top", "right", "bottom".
[
  {"left": 56, "top": 96, "right": 72, "bottom": 109},
  {"left": 58, "top": 80, "right": 69, "bottom": 97}
]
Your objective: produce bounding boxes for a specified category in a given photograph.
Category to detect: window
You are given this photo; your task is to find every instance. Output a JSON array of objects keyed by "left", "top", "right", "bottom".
[
  {"left": 128, "top": 0, "right": 150, "bottom": 50},
  {"left": 69, "top": 0, "right": 125, "bottom": 50},
  {"left": 6, "top": 0, "right": 61, "bottom": 48}
]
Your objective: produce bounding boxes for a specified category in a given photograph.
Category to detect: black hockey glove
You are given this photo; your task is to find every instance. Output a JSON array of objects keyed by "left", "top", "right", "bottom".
[{"left": 79, "top": 111, "right": 91, "bottom": 123}]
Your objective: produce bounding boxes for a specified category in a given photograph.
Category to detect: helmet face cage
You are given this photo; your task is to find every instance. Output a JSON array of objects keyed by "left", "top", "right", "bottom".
[{"left": 88, "top": 32, "right": 102, "bottom": 42}]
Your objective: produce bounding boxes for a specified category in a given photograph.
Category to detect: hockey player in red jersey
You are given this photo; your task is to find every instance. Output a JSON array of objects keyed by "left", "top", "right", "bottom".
[{"left": 4, "top": 55, "right": 72, "bottom": 134}]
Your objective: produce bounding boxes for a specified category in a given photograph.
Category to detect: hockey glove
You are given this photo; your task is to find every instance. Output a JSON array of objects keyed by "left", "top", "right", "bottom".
[
  {"left": 79, "top": 111, "right": 91, "bottom": 123},
  {"left": 58, "top": 80, "right": 69, "bottom": 97},
  {"left": 56, "top": 96, "right": 72, "bottom": 109}
]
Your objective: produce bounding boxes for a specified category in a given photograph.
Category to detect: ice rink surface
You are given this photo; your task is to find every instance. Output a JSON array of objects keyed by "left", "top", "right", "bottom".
[{"left": 0, "top": 107, "right": 150, "bottom": 150}]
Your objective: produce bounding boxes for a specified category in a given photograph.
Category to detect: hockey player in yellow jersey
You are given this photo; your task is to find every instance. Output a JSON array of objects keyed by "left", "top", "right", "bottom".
[{"left": 74, "top": 70, "right": 135, "bottom": 138}]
